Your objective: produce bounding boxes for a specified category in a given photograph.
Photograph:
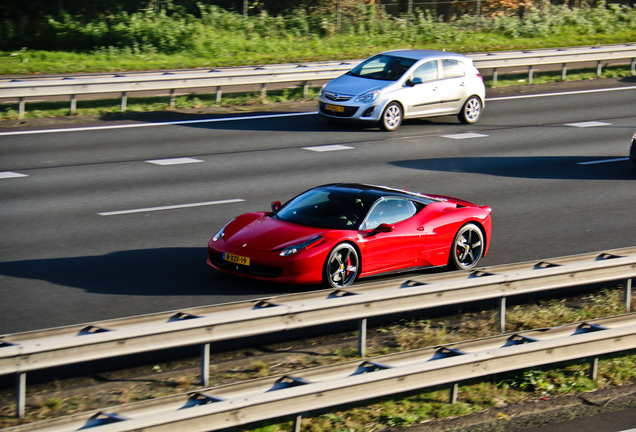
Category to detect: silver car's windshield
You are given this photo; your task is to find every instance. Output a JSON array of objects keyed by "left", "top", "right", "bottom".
[{"left": 348, "top": 54, "right": 418, "bottom": 81}]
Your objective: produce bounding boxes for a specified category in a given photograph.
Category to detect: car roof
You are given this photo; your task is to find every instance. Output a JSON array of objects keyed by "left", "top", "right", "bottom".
[
  {"left": 318, "top": 183, "right": 444, "bottom": 204},
  {"left": 380, "top": 49, "right": 471, "bottom": 62}
]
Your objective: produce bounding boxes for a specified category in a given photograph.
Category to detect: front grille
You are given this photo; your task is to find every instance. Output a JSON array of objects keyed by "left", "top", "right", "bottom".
[
  {"left": 209, "top": 251, "right": 282, "bottom": 278},
  {"left": 324, "top": 92, "right": 353, "bottom": 102},
  {"left": 319, "top": 103, "right": 359, "bottom": 118}
]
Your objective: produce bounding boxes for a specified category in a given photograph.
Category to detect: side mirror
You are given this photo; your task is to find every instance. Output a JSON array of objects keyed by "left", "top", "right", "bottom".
[
  {"left": 407, "top": 77, "right": 423, "bottom": 87},
  {"left": 367, "top": 223, "right": 394, "bottom": 237},
  {"left": 271, "top": 201, "right": 282, "bottom": 212}
]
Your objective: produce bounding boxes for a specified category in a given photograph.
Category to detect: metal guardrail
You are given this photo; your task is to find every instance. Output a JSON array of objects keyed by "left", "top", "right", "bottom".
[
  {"left": 5, "top": 314, "right": 636, "bottom": 432},
  {"left": 2, "top": 246, "right": 635, "bottom": 419},
  {"left": 1, "top": 43, "right": 635, "bottom": 118}
]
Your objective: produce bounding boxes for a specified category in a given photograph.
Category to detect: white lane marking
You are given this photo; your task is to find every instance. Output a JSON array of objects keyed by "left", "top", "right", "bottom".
[
  {"left": 565, "top": 121, "right": 611, "bottom": 128},
  {"left": 146, "top": 157, "right": 203, "bottom": 165},
  {"left": 303, "top": 144, "right": 354, "bottom": 152},
  {"left": 441, "top": 133, "right": 489, "bottom": 140},
  {"left": 98, "top": 199, "right": 244, "bottom": 216},
  {"left": 487, "top": 85, "right": 636, "bottom": 102},
  {"left": 0, "top": 171, "right": 28, "bottom": 179},
  {"left": 1, "top": 85, "right": 634, "bottom": 137},
  {"left": 578, "top": 157, "right": 629, "bottom": 165},
  {"left": 0, "top": 112, "right": 318, "bottom": 136}
]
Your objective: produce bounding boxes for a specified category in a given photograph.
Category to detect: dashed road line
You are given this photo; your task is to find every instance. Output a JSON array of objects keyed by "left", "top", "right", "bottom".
[
  {"left": 146, "top": 157, "right": 203, "bottom": 165},
  {"left": 98, "top": 199, "right": 244, "bottom": 216},
  {"left": 565, "top": 121, "right": 612, "bottom": 128},
  {"left": 303, "top": 144, "right": 354, "bottom": 152},
  {"left": 0, "top": 171, "right": 28, "bottom": 179},
  {"left": 440, "top": 133, "right": 489, "bottom": 140}
]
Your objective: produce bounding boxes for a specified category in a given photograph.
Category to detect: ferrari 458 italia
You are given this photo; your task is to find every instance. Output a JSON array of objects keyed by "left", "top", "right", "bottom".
[{"left": 207, "top": 184, "right": 492, "bottom": 288}]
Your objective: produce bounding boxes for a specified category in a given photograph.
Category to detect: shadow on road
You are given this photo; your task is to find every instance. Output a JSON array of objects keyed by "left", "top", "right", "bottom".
[
  {"left": 0, "top": 247, "right": 311, "bottom": 296},
  {"left": 391, "top": 156, "right": 636, "bottom": 181}
]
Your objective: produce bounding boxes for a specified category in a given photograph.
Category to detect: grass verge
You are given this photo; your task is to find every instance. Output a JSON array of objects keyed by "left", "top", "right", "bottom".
[{"left": 1, "top": 286, "right": 634, "bottom": 429}]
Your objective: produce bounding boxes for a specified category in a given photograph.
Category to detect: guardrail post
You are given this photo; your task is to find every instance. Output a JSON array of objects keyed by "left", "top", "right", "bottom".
[
  {"left": 561, "top": 63, "right": 567, "bottom": 81},
  {"left": 169, "top": 89, "right": 176, "bottom": 108},
  {"left": 449, "top": 382, "right": 459, "bottom": 403},
  {"left": 358, "top": 318, "right": 367, "bottom": 357},
  {"left": 293, "top": 414, "right": 302, "bottom": 432},
  {"left": 121, "top": 92, "right": 128, "bottom": 112},
  {"left": 70, "top": 95, "right": 77, "bottom": 115},
  {"left": 596, "top": 61, "right": 603, "bottom": 77},
  {"left": 16, "top": 372, "right": 26, "bottom": 419},
  {"left": 492, "top": 68, "right": 498, "bottom": 85},
  {"left": 625, "top": 278, "right": 633, "bottom": 312},
  {"left": 201, "top": 343, "right": 210, "bottom": 386},
  {"left": 303, "top": 82, "right": 309, "bottom": 99},
  {"left": 498, "top": 297, "right": 506, "bottom": 333},
  {"left": 261, "top": 83, "right": 267, "bottom": 101},
  {"left": 528, "top": 66, "right": 534, "bottom": 84},
  {"left": 589, "top": 356, "right": 599, "bottom": 381},
  {"left": 216, "top": 87, "right": 222, "bottom": 104},
  {"left": 18, "top": 97, "right": 25, "bottom": 119},
  {"left": 631, "top": 58, "right": 635, "bottom": 75}
]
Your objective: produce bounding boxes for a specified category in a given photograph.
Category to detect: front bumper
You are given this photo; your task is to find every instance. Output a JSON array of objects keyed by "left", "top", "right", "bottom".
[
  {"left": 207, "top": 241, "right": 327, "bottom": 285},
  {"left": 318, "top": 100, "right": 380, "bottom": 123}
]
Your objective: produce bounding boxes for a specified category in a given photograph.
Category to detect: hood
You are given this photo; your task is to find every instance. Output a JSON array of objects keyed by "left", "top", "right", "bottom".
[
  {"left": 324, "top": 73, "right": 391, "bottom": 97},
  {"left": 224, "top": 213, "right": 325, "bottom": 252}
]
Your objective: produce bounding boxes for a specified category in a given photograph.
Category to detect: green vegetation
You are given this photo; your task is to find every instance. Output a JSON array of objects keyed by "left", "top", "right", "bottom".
[
  {"left": 1, "top": 1, "right": 635, "bottom": 75},
  {"left": 1, "top": 1, "right": 634, "bottom": 122},
  {"left": 1, "top": 287, "right": 634, "bottom": 429}
]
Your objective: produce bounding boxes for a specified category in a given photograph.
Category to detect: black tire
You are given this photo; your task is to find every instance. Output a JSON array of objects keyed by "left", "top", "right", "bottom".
[
  {"left": 448, "top": 223, "right": 484, "bottom": 270},
  {"left": 323, "top": 243, "right": 360, "bottom": 288},
  {"left": 379, "top": 102, "right": 403, "bottom": 131},
  {"left": 458, "top": 95, "right": 482, "bottom": 124}
]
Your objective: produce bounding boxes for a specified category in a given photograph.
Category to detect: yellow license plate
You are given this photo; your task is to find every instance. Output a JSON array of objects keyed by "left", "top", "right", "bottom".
[
  {"left": 326, "top": 104, "right": 345, "bottom": 113},
  {"left": 224, "top": 252, "right": 250, "bottom": 266}
]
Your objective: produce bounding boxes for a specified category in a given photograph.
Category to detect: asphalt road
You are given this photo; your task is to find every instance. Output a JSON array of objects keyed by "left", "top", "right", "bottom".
[{"left": 1, "top": 80, "right": 635, "bottom": 335}]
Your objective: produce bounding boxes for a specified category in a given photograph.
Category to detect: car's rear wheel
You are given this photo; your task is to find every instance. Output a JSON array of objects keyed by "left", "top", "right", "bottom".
[
  {"left": 379, "top": 102, "right": 403, "bottom": 131},
  {"left": 458, "top": 96, "right": 482, "bottom": 124},
  {"left": 323, "top": 243, "right": 360, "bottom": 288},
  {"left": 448, "top": 223, "right": 484, "bottom": 270}
]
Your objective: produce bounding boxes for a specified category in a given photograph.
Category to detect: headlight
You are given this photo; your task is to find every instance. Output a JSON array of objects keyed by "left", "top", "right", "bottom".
[
  {"left": 280, "top": 236, "right": 323, "bottom": 257},
  {"left": 355, "top": 90, "right": 381, "bottom": 103},
  {"left": 212, "top": 219, "right": 234, "bottom": 242},
  {"left": 319, "top": 84, "right": 327, "bottom": 97}
]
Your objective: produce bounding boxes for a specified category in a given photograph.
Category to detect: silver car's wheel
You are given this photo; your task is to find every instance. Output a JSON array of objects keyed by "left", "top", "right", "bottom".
[
  {"left": 323, "top": 243, "right": 360, "bottom": 288},
  {"left": 458, "top": 96, "right": 482, "bottom": 124},
  {"left": 448, "top": 223, "right": 484, "bottom": 270},
  {"left": 379, "top": 102, "right": 403, "bottom": 131}
]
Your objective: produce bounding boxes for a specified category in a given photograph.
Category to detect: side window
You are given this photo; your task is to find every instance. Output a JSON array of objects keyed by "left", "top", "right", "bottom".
[
  {"left": 411, "top": 60, "right": 438, "bottom": 83},
  {"left": 442, "top": 59, "right": 465, "bottom": 79},
  {"left": 363, "top": 199, "right": 417, "bottom": 230}
]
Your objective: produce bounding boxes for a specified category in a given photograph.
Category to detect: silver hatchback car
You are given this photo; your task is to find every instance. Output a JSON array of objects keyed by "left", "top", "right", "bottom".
[{"left": 319, "top": 50, "right": 486, "bottom": 131}]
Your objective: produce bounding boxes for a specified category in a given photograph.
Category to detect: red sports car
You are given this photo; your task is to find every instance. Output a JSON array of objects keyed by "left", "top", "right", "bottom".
[{"left": 207, "top": 183, "right": 492, "bottom": 288}]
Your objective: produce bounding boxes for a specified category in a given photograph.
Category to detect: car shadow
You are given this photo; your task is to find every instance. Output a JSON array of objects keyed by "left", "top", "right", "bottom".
[
  {"left": 391, "top": 156, "right": 636, "bottom": 181},
  {"left": 0, "top": 247, "right": 314, "bottom": 296},
  {"left": 97, "top": 107, "right": 466, "bottom": 133}
]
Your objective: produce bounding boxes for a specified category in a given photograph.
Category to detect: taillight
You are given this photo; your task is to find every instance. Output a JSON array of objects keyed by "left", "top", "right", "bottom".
[{"left": 476, "top": 73, "right": 484, "bottom": 82}]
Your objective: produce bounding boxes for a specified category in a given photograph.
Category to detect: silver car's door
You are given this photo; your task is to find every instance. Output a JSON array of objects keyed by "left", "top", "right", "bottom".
[
  {"left": 399, "top": 60, "right": 442, "bottom": 118},
  {"left": 437, "top": 59, "right": 470, "bottom": 114}
]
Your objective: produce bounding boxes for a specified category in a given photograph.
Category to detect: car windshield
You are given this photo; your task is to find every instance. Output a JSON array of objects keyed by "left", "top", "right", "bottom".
[
  {"left": 273, "top": 187, "right": 373, "bottom": 230},
  {"left": 348, "top": 54, "right": 418, "bottom": 81}
]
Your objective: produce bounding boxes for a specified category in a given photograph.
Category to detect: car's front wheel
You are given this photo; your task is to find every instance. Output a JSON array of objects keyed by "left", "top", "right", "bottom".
[
  {"left": 379, "top": 102, "right": 403, "bottom": 131},
  {"left": 458, "top": 96, "right": 482, "bottom": 124},
  {"left": 323, "top": 243, "right": 360, "bottom": 288},
  {"left": 448, "top": 223, "right": 484, "bottom": 270}
]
